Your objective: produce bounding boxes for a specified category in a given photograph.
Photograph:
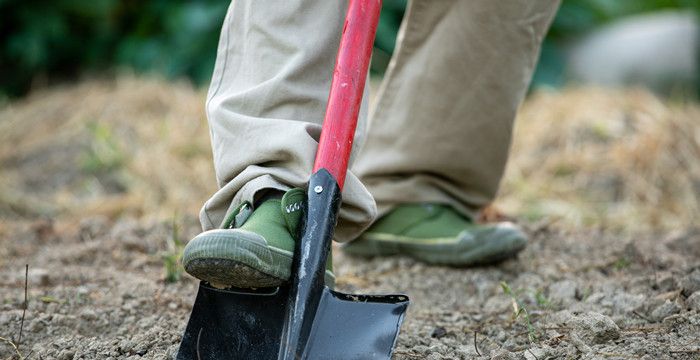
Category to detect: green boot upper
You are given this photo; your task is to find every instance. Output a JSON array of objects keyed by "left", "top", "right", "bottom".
[
  {"left": 343, "top": 203, "right": 527, "bottom": 266},
  {"left": 182, "top": 188, "right": 334, "bottom": 288}
]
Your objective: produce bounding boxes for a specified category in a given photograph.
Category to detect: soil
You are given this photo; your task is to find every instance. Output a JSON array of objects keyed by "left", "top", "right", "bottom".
[
  {"left": 2, "top": 217, "right": 699, "bottom": 359},
  {"left": 1, "top": 78, "right": 699, "bottom": 359}
]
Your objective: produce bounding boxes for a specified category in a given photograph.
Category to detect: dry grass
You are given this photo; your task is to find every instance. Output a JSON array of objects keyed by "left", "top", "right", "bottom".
[
  {"left": 0, "top": 76, "right": 215, "bottom": 223},
  {"left": 499, "top": 87, "right": 700, "bottom": 232},
  {"left": 0, "top": 76, "right": 698, "bottom": 233}
]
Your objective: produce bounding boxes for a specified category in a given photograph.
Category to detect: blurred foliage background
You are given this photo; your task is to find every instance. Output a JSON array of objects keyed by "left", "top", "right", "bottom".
[{"left": 1, "top": 0, "right": 698, "bottom": 98}]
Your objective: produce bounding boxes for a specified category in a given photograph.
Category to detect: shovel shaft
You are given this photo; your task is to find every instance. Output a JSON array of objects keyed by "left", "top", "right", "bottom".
[{"left": 312, "top": 0, "right": 382, "bottom": 190}]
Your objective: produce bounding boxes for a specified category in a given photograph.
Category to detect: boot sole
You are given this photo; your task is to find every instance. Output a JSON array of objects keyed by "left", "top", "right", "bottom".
[
  {"left": 183, "top": 229, "right": 335, "bottom": 288},
  {"left": 182, "top": 229, "right": 292, "bottom": 288},
  {"left": 342, "top": 228, "right": 527, "bottom": 266}
]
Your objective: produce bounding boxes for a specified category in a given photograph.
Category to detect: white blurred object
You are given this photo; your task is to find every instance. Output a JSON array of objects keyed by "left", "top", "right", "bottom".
[{"left": 568, "top": 11, "right": 698, "bottom": 93}]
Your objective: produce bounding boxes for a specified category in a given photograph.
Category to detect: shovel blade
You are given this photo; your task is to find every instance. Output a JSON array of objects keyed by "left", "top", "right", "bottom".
[
  {"left": 303, "top": 288, "right": 409, "bottom": 360},
  {"left": 176, "top": 282, "right": 408, "bottom": 360},
  {"left": 177, "top": 282, "right": 288, "bottom": 360}
]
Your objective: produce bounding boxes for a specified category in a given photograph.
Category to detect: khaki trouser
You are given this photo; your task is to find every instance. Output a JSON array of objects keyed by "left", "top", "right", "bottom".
[{"left": 200, "top": 0, "right": 560, "bottom": 242}]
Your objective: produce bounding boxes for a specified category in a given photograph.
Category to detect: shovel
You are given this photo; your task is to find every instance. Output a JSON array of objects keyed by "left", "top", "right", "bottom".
[{"left": 177, "top": 0, "right": 409, "bottom": 358}]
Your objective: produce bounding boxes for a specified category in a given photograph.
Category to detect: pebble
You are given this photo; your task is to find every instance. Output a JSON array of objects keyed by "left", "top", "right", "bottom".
[
  {"left": 664, "top": 228, "right": 700, "bottom": 257},
  {"left": 523, "top": 347, "right": 547, "bottom": 360},
  {"left": 57, "top": 349, "right": 75, "bottom": 360},
  {"left": 491, "top": 349, "right": 526, "bottom": 360},
  {"left": 681, "top": 269, "right": 700, "bottom": 297},
  {"left": 569, "top": 311, "right": 621, "bottom": 345},
  {"left": 650, "top": 300, "right": 681, "bottom": 322},
  {"left": 686, "top": 291, "right": 700, "bottom": 311},
  {"left": 430, "top": 326, "right": 447, "bottom": 339},
  {"left": 655, "top": 272, "right": 679, "bottom": 292}
]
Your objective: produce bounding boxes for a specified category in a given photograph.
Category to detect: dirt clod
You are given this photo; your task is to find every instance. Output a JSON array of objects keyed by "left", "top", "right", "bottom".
[
  {"left": 681, "top": 269, "right": 700, "bottom": 297},
  {"left": 429, "top": 326, "right": 447, "bottom": 339},
  {"left": 650, "top": 300, "right": 682, "bottom": 322},
  {"left": 686, "top": 291, "right": 700, "bottom": 311},
  {"left": 569, "top": 311, "right": 621, "bottom": 345}
]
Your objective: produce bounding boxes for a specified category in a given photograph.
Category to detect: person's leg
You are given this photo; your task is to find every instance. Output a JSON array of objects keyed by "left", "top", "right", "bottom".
[
  {"left": 346, "top": 0, "right": 560, "bottom": 264},
  {"left": 184, "top": 0, "right": 376, "bottom": 288}
]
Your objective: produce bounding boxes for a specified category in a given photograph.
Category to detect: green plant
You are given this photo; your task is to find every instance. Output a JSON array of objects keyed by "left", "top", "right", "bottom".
[
  {"left": 81, "top": 121, "right": 125, "bottom": 174},
  {"left": 0, "top": 0, "right": 227, "bottom": 97},
  {"left": 163, "top": 215, "right": 185, "bottom": 283},
  {"left": 534, "top": 289, "right": 551, "bottom": 308},
  {"left": 500, "top": 281, "right": 539, "bottom": 343},
  {"left": 2, "top": 0, "right": 697, "bottom": 97},
  {"left": 613, "top": 256, "right": 632, "bottom": 270}
]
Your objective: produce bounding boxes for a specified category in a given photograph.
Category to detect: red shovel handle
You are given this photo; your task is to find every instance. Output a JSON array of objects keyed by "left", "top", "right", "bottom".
[{"left": 312, "top": 0, "right": 382, "bottom": 190}]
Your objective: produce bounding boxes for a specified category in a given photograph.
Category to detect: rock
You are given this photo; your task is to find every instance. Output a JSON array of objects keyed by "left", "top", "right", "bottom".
[
  {"left": 491, "top": 349, "right": 526, "bottom": 360},
  {"left": 567, "top": 11, "right": 699, "bottom": 94},
  {"left": 430, "top": 326, "right": 447, "bottom": 339},
  {"left": 569, "top": 312, "right": 621, "bottom": 345},
  {"left": 522, "top": 347, "right": 547, "bottom": 360},
  {"left": 655, "top": 272, "right": 679, "bottom": 292},
  {"left": 28, "top": 268, "right": 51, "bottom": 286},
  {"left": 685, "top": 291, "right": 700, "bottom": 311},
  {"left": 650, "top": 300, "right": 681, "bottom": 322},
  {"left": 57, "top": 349, "right": 75, "bottom": 360},
  {"left": 610, "top": 291, "right": 646, "bottom": 314},
  {"left": 77, "top": 286, "right": 90, "bottom": 296},
  {"left": 681, "top": 269, "right": 700, "bottom": 297},
  {"left": 665, "top": 228, "right": 700, "bottom": 258},
  {"left": 548, "top": 280, "right": 577, "bottom": 304}
]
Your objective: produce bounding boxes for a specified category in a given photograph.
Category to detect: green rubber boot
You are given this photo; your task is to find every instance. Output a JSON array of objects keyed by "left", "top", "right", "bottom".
[
  {"left": 182, "top": 188, "right": 334, "bottom": 289},
  {"left": 342, "top": 204, "right": 527, "bottom": 266}
]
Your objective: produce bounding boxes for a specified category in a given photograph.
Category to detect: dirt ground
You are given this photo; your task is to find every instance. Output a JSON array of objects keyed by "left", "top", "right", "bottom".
[{"left": 1, "top": 78, "right": 699, "bottom": 359}]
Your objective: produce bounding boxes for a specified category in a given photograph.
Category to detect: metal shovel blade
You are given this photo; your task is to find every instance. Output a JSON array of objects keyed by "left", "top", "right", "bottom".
[
  {"left": 176, "top": 283, "right": 408, "bottom": 359},
  {"left": 176, "top": 283, "right": 288, "bottom": 360},
  {"left": 303, "top": 289, "right": 408, "bottom": 359},
  {"left": 177, "top": 170, "right": 409, "bottom": 359}
]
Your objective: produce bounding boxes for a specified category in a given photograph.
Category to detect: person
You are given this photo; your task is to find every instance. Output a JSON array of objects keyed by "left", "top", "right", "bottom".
[{"left": 182, "top": 0, "right": 561, "bottom": 289}]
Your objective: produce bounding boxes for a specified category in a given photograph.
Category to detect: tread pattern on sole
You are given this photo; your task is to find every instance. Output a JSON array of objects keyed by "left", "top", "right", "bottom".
[{"left": 185, "top": 258, "right": 283, "bottom": 288}]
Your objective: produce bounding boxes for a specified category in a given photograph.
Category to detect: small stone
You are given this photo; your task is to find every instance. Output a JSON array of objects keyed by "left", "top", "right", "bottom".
[
  {"left": 168, "top": 302, "right": 178, "bottom": 310},
  {"left": 57, "top": 349, "right": 75, "bottom": 360},
  {"left": 686, "top": 291, "right": 700, "bottom": 311},
  {"left": 664, "top": 228, "right": 700, "bottom": 257},
  {"left": 681, "top": 269, "right": 700, "bottom": 297},
  {"left": 28, "top": 268, "right": 51, "bottom": 286},
  {"left": 569, "top": 312, "right": 620, "bottom": 345},
  {"left": 491, "top": 349, "right": 526, "bottom": 360},
  {"left": 430, "top": 326, "right": 447, "bottom": 339},
  {"left": 80, "top": 309, "right": 98, "bottom": 321},
  {"left": 548, "top": 280, "right": 577, "bottom": 304},
  {"left": 661, "top": 313, "right": 687, "bottom": 326},
  {"left": 655, "top": 272, "right": 679, "bottom": 292},
  {"left": 77, "top": 286, "right": 90, "bottom": 296},
  {"left": 609, "top": 291, "right": 645, "bottom": 314},
  {"left": 523, "top": 347, "right": 547, "bottom": 360},
  {"left": 650, "top": 300, "right": 681, "bottom": 322}
]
